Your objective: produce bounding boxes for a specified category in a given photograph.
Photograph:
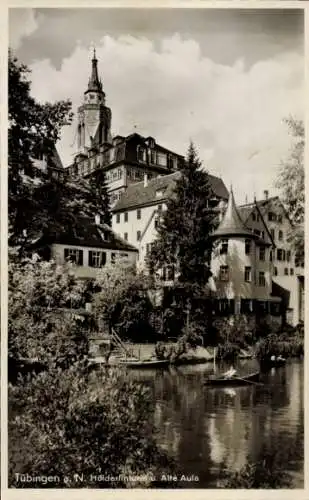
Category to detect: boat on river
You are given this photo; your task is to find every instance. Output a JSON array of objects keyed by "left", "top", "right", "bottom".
[
  {"left": 204, "top": 371, "right": 261, "bottom": 387},
  {"left": 118, "top": 358, "right": 170, "bottom": 369}
]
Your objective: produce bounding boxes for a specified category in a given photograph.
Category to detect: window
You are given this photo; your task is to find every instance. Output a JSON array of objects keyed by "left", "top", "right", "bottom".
[
  {"left": 274, "top": 267, "right": 278, "bottom": 276},
  {"left": 124, "top": 212, "right": 128, "bottom": 222},
  {"left": 111, "top": 253, "right": 116, "bottom": 264},
  {"left": 137, "top": 231, "right": 141, "bottom": 241},
  {"left": 287, "top": 250, "right": 291, "bottom": 262},
  {"left": 259, "top": 272, "right": 266, "bottom": 287},
  {"left": 64, "top": 248, "right": 83, "bottom": 266},
  {"left": 259, "top": 247, "right": 265, "bottom": 261},
  {"left": 245, "top": 239, "right": 251, "bottom": 255},
  {"left": 137, "top": 147, "right": 145, "bottom": 162},
  {"left": 261, "top": 231, "right": 265, "bottom": 239},
  {"left": 137, "top": 209, "right": 141, "bottom": 220},
  {"left": 256, "top": 214, "right": 260, "bottom": 222},
  {"left": 157, "top": 152, "right": 167, "bottom": 167},
  {"left": 278, "top": 215, "right": 283, "bottom": 223},
  {"left": 282, "top": 250, "right": 286, "bottom": 261},
  {"left": 270, "top": 250, "right": 273, "bottom": 262},
  {"left": 252, "top": 213, "right": 256, "bottom": 221},
  {"left": 284, "top": 268, "right": 289, "bottom": 276},
  {"left": 270, "top": 229, "right": 275, "bottom": 239},
  {"left": 220, "top": 239, "right": 228, "bottom": 255},
  {"left": 244, "top": 266, "right": 252, "bottom": 282},
  {"left": 124, "top": 233, "right": 128, "bottom": 241},
  {"left": 277, "top": 249, "right": 284, "bottom": 261},
  {"left": 219, "top": 265, "right": 229, "bottom": 281},
  {"left": 150, "top": 150, "right": 156, "bottom": 164},
  {"left": 116, "top": 213, "right": 120, "bottom": 223},
  {"left": 290, "top": 268, "right": 294, "bottom": 276},
  {"left": 241, "top": 299, "right": 254, "bottom": 314},
  {"left": 268, "top": 212, "right": 276, "bottom": 222},
  {"left": 278, "top": 230, "right": 283, "bottom": 241},
  {"left": 154, "top": 218, "right": 159, "bottom": 229},
  {"left": 254, "top": 229, "right": 261, "bottom": 236},
  {"left": 217, "top": 299, "right": 234, "bottom": 316},
  {"left": 89, "top": 251, "right": 106, "bottom": 268},
  {"left": 270, "top": 302, "right": 281, "bottom": 316}
]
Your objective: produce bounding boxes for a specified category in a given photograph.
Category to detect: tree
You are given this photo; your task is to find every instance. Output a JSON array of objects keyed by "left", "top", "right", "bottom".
[
  {"left": 276, "top": 118, "right": 304, "bottom": 266},
  {"left": 8, "top": 51, "right": 112, "bottom": 254},
  {"left": 93, "top": 263, "right": 156, "bottom": 341},
  {"left": 147, "top": 142, "right": 215, "bottom": 300},
  {"left": 8, "top": 50, "right": 73, "bottom": 245},
  {"left": 8, "top": 252, "right": 90, "bottom": 372},
  {"left": 84, "top": 168, "right": 111, "bottom": 226}
]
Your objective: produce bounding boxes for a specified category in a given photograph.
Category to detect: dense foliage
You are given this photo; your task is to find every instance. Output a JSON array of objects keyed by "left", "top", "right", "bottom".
[
  {"left": 8, "top": 50, "right": 72, "bottom": 246},
  {"left": 276, "top": 118, "right": 304, "bottom": 266},
  {"left": 9, "top": 51, "right": 111, "bottom": 255},
  {"left": 9, "top": 366, "right": 174, "bottom": 488},
  {"left": 8, "top": 254, "right": 89, "bottom": 372},
  {"left": 93, "top": 264, "right": 157, "bottom": 342}
]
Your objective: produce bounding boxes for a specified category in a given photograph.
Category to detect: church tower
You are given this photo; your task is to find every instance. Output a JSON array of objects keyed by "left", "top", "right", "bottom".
[{"left": 77, "top": 49, "right": 112, "bottom": 154}]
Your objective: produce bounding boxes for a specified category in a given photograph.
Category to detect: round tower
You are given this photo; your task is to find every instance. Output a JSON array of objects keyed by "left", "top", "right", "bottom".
[{"left": 210, "top": 188, "right": 271, "bottom": 315}]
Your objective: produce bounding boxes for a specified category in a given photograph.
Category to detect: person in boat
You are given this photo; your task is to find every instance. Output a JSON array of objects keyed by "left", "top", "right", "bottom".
[{"left": 223, "top": 366, "right": 237, "bottom": 379}]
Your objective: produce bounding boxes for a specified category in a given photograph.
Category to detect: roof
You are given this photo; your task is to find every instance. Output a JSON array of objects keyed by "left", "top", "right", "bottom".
[
  {"left": 29, "top": 217, "right": 138, "bottom": 253},
  {"left": 212, "top": 189, "right": 256, "bottom": 239},
  {"left": 238, "top": 203, "right": 275, "bottom": 246},
  {"left": 113, "top": 171, "right": 229, "bottom": 212}
]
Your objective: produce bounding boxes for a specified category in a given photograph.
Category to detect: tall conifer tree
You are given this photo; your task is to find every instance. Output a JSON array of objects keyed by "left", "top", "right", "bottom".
[{"left": 148, "top": 142, "right": 215, "bottom": 299}]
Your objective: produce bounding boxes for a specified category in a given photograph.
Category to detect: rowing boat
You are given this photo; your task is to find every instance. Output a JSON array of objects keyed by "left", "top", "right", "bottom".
[
  {"left": 118, "top": 359, "right": 170, "bottom": 369},
  {"left": 204, "top": 371, "right": 261, "bottom": 386}
]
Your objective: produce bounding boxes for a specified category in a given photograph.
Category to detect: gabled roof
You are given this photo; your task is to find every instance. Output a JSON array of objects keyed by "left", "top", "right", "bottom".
[
  {"left": 28, "top": 217, "right": 138, "bottom": 253},
  {"left": 112, "top": 171, "right": 229, "bottom": 212},
  {"left": 238, "top": 202, "right": 275, "bottom": 247},
  {"left": 212, "top": 189, "right": 254, "bottom": 239},
  {"left": 239, "top": 195, "right": 293, "bottom": 228}
]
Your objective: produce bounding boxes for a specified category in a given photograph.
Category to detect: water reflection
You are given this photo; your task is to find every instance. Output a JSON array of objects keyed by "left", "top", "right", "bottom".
[{"left": 129, "top": 360, "right": 304, "bottom": 488}]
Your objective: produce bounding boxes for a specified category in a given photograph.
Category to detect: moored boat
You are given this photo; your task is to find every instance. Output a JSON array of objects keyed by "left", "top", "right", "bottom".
[
  {"left": 204, "top": 371, "right": 261, "bottom": 386},
  {"left": 119, "top": 358, "right": 170, "bottom": 369}
]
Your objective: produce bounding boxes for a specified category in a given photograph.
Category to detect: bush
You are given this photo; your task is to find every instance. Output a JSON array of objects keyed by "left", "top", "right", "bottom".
[
  {"left": 9, "top": 366, "right": 175, "bottom": 488},
  {"left": 255, "top": 332, "right": 304, "bottom": 360},
  {"left": 216, "top": 342, "right": 240, "bottom": 361},
  {"left": 218, "top": 456, "right": 292, "bottom": 488},
  {"left": 9, "top": 257, "right": 89, "bottom": 375}
]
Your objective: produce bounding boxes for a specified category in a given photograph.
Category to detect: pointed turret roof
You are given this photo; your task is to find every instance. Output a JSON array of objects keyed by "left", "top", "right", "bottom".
[
  {"left": 212, "top": 187, "right": 255, "bottom": 239},
  {"left": 85, "top": 48, "right": 104, "bottom": 94}
]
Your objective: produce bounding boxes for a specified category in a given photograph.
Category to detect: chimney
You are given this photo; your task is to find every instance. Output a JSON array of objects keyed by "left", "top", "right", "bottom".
[
  {"left": 95, "top": 214, "right": 101, "bottom": 225},
  {"left": 144, "top": 173, "right": 148, "bottom": 188},
  {"left": 264, "top": 190, "right": 269, "bottom": 200}
]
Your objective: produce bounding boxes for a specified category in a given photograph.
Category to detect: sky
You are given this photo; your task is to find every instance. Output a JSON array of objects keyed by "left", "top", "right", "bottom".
[{"left": 9, "top": 7, "right": 304, "bottom": 204}]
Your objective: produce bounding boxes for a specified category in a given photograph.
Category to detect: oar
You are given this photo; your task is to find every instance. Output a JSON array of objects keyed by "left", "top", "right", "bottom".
[{"left": 233, "top": 375, "right": 263, "bottom": 386}]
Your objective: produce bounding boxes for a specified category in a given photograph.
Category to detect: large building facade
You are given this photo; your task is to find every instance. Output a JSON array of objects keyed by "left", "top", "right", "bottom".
[{"left": 66, "top": 51, "right": 184, "bottom": 205}]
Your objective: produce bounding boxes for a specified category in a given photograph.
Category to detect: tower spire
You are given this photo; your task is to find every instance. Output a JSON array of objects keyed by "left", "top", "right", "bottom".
[{"left": 86, "top": 47, "right": 103, "bottom": 94}]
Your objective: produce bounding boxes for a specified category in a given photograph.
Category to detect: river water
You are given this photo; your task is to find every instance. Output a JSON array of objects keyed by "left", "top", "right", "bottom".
[{"left": 128, "top": 359, "right": 304, "bottom": 488}]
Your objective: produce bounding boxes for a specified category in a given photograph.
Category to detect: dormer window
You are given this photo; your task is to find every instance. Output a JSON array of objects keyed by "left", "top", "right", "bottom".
[
  {"left": 137, "top": 146, "right": 146, "bottom": 162},
  {"left": 156, "top": 189, "right": 164, "bottom": 198}
]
